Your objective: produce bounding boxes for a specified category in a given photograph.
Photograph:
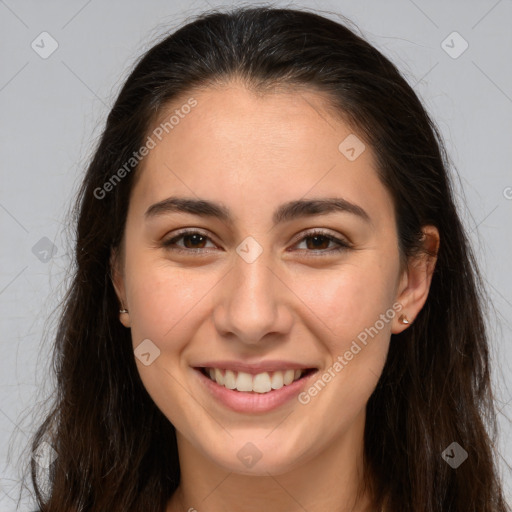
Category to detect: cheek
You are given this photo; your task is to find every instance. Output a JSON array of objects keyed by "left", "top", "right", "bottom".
[
  {"left": 123, "top": 261, "right": 216, "bottom": 429},
  {"left": 289, "top": 257, "right": 398, "bottom": 348},
  {"left": 293, "top": 267, "right": 396, "bottom": 443},
  {"left": 125, "top": 257, "right": 217, "bottom": 345}
]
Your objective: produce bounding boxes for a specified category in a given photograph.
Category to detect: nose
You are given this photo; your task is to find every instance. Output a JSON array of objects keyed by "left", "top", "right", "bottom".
[{"left": 212, "top": 248, "right": 293, "bottom": 346}]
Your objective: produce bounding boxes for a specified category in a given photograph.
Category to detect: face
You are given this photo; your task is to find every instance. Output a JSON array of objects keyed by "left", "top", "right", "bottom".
[{"left": 111, "top": 82, "right": 433, "bottom": 476}]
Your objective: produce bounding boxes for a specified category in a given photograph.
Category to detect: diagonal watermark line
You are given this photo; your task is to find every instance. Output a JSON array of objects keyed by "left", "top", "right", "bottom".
[
  {"left": 0, "top": 407, "right": 28, "bottom": 437},
  {"left": 61, "top": 60, "right": 109, "bottom": 107},
  {"left": 0, "top": 266, "right": 28, "bottom": 296},
  {"left": 163, "top": 267, "right": 233, "bottom": 338},
  {"left": 265, "top": 163, "right": 338, "bottom": 236},
  {"left": 264, "top": 410, "right": 295, "bottom": 438},
  {"left": 0, "top": 480, "right": 19, "bottom": 506},
  {"left": 297, "top": 92, "right": 337, "bottom": 131},
  {"left": 368, "top": 367, "right": 380, "bottom": 379},
  {"left": 292, "top": 163, "right": 338, "bottom": 197},
  {"left": 469, "top": 204, "right": 499, "bottom": 234},
  {"left": 265, "top": 266, "right": 339, "bottom": 337},
  {"left": 0, "top": 0, "right": 29, "bottom": 28},
  {"left": 61, "top": 0, "right": 93, "bottom": 29},
  {"left": 163, "top": 162, "right": 201, "bottom": 198},
  {"left": 266, "top": 473, "right": 310, "bottom": 511},
  {"left": 494, "top": 394, "right": 512, "bottom": 448},
  {"left": 199, "top": 471, "right": 233, "bottom": 505},
  {"left": 413, "top": 62, "right": 439, "bottom": 88},
  {"left": 0, "top": 62, "right": 29, "bottom": 93},
  {"left": 472, "top": 0, "right": 503, "bottom": 29},
  {"left": 0, "top": 202, "right": 29, "bottom": 233},
  {"left": 0, "top": 408, "right": 18, "bottom": 429},
  {"left": 485, "top": 277, "right": 512, "bottom": 310},
  {"left": 406, "top": 0, "right": 439, "bottom": 28},
  {"left": 472, "top": 61, "right": 512, "bottom": 105},
  {"left": 496, "top": 396, "right": 511, "bottom": 417}
]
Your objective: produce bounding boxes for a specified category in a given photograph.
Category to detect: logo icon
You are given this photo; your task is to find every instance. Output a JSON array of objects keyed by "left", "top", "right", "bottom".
[
  {"left": 441, "top": 32, "right": 469, "bottom": 59},
  {"left": 236, "top": 236, "right": 263, "bottom": 264},
  {"left": 134, "top": 339, "right": 161, "bottom": 366},
  {"left": 31, "top": 32, "right": 59, "bottom": 59},
  {"left": 338, "top": 134, "right": 366, "bottom": 161},
  {"left": 33, "top": 441, "right": 58, "bottom": 469},
  {"left": 237, "top": 442, "right": 263, "bottom": 468},
  {"left": 32, "top": 236, "right": 58, "bottom": 263},
  {"left": 441, "top": 441, "right": 468, "bottom": 468}
]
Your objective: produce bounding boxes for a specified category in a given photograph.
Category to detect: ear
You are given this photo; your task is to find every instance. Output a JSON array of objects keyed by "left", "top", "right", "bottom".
[
  {"left": 110, "top": 247, "right": 131, "bottom": 328},
  {"left": 392, "top": 225, "right": 439, "bottom": 334}
]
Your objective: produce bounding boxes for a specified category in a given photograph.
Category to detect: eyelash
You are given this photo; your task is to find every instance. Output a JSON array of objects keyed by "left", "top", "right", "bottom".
[{"left": 161, "top": 229, "right": 353, "bottom": 256}]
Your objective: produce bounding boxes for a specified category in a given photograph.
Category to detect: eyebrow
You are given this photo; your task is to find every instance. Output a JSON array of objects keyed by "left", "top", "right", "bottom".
[{"left": 144, "top": 196, "right": 372, "bottom": 226}]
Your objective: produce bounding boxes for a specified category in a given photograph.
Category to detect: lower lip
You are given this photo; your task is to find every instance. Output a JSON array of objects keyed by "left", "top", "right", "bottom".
[{"left": 193, "top": 368, "right": 317, "bottom": 413}]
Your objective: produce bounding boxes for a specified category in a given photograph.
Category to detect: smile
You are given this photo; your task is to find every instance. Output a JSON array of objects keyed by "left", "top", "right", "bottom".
[
  {"left": 193, "top": 362, "right": 318, "bottom": 413},
  {"left": 200, "top": 367, "right": 314, "bottom": 393}
]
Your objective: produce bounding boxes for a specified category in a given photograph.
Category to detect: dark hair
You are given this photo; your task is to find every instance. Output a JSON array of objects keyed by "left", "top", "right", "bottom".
[{"left": 24, "top": 5, "right": 509, "bottom": 512}]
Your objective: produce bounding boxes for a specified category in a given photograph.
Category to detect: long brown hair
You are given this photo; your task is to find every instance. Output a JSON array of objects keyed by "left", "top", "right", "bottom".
[{"left": 23, "top": 6, "right": 509, "bottom": 511}]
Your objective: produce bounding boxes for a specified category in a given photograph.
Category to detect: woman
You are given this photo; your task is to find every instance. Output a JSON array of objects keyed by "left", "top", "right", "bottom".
[{"left": 27, "top": 6, "right": 510, "bottom": 512}]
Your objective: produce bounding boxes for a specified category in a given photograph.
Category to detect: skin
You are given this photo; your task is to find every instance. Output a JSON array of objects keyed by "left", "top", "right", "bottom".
[{"left": 111, "top": 81, "right": 439, "bottom": 512}]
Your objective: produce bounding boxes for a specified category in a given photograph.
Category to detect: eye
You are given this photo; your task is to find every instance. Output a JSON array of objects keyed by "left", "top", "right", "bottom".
[
  {"left": 291, "top": 229, "right": 352, "bottom": 256},
  {"left": 162, "top": 229, "right": 217, "bottom": 253},
  {"left": 161, "top": 228, "right": 352, "bottom": 256}
]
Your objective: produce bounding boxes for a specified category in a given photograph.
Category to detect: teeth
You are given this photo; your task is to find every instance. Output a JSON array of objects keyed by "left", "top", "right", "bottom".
[
  {"left": 253, "top": 372, "right": 272, "bottom": 393},
  {"left": 204, "top": 367, "right": 306, "bottom": 393},
  {"left": 235, "top": 371, "right": 253, "bottom": 392},
  {"left": 214, "top": 368, "right": 225, "bottom": 386},
  {"left": 224, "top": 370, "right": 236, "bottom": 389},
  {"left": 283, "top": 369, "right": 295, "bottom": 385},
  {"left": 270, "top": 371, "right": 283, "bottom": 389}
]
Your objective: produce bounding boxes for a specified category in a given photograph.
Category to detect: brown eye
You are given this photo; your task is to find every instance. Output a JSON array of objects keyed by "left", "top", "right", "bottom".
[
  {"left": 162, "top": 230, "right": 217, "bottom": 253},
  {"left": 180, "top": 233, "right": 208, "bottom": 249},
  {"left": 304, "top": 234, "right": 331, "bottom": 250},
  {"left": 162, "top": 229, "right": 352, "bottom": 256},
  {"left": 293, "top": 230, "right": 352, "bottom": 256}
]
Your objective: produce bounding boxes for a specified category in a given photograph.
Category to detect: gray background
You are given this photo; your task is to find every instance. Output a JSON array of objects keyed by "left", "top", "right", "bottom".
[{"left": 1, "top": 0, "right": 511, "bottom": 509}]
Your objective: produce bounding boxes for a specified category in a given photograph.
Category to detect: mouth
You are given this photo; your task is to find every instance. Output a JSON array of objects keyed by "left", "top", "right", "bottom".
[{"left": 197, "top": 366, "right": 317, "bottom": 394}]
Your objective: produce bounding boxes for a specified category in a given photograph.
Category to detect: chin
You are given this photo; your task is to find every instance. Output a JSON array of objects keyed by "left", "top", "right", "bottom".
[{"left": 200, "top": 433, "right": 312, "bottom": 476}]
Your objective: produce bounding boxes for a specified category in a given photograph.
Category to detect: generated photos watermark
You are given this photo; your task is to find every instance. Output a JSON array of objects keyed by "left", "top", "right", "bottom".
[
  {"left": 298, "top": 302, "right": 403, "bottom": 405},
  {"left": 94, "top": 97, "right": 197, "bottom": 200}
]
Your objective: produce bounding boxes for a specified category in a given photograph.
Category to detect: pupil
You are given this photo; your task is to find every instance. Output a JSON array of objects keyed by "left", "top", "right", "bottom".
[
  {"left": 184, "top": 234, "right": 205, "bottom": 249},
  {"left": 307, "top": 235, "right": 328, "bottom": 250}
]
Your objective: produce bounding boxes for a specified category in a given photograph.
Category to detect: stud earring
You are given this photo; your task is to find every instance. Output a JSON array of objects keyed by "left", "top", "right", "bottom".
[
  {"left": 398, "top": 314, "right": 410, "bottom": 325},
  {"left": 119, "top": 308, "right": 129, "bottom": 314}
]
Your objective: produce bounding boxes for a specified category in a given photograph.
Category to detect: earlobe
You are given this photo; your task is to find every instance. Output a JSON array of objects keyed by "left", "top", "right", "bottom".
[
  {"left": 392, "top": 225, "right": 439, "bottom": 334},
  {"left": 118, "top": 309, "right": 131, "bottom": 328}
]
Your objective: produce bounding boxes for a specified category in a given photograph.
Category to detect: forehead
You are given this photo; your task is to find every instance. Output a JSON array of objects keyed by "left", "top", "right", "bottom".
[
  {"left": 129, "top": 83, "right": 394, "bottom": 228},
  {"left": 148, "top": 82, "right": 352, "bottom": 163}
]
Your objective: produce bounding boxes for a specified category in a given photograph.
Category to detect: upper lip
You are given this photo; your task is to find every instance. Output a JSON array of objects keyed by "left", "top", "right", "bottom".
[{"left": 194, "top": 360, "right": 317, "bottom": 375}]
